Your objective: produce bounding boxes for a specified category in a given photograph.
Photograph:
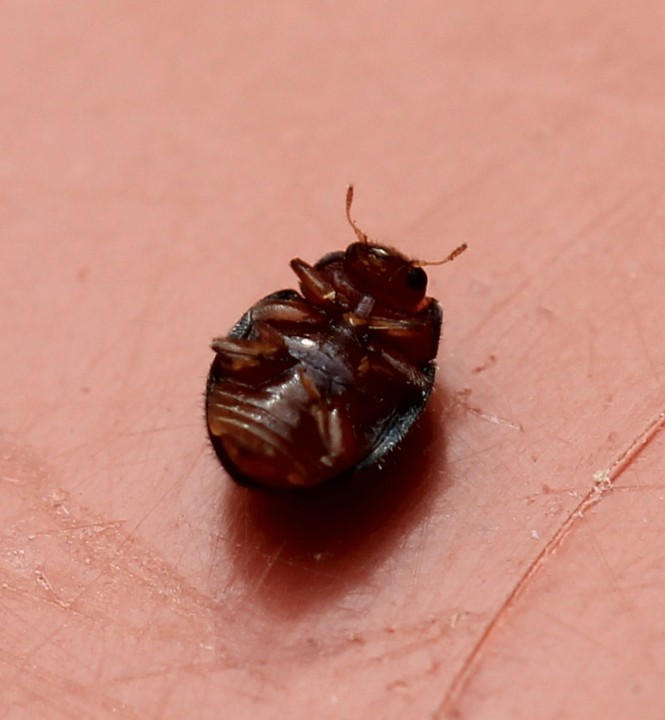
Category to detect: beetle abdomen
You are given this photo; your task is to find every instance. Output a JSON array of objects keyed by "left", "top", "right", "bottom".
[{"left": 206, "top": 292, "right": 438, "bottom": 490}]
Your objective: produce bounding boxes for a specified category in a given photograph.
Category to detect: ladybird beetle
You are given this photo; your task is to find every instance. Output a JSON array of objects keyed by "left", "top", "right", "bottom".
[{"left": 205, "top": 187, "right": 466, "bottom": 490}]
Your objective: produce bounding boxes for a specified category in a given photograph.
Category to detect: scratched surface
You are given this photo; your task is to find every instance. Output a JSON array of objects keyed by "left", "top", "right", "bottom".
[{"left": 2, "top": 2, "right": 665, "bottom": 719}]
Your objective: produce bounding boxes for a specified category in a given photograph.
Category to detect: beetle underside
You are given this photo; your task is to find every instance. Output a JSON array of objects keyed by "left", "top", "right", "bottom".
[
  {"left": 206, "top": 251, "right": 441, "bottom": 490},
  {"left": 205, "top": 186, "right": 466, "bottom": 490}
]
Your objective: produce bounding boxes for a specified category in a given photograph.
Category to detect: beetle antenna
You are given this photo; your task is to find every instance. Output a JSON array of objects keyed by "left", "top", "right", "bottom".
[
  {"left": 345, "top": 185, "right": 370, "bottom": 244},
  {"left": 415, "top": 242, "right": 468, "bottom": 267}
]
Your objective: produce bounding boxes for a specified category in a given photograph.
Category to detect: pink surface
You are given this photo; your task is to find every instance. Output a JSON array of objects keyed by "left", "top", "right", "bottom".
[{"left": 2, "top": 3, "right": 665, "bottom": 719}]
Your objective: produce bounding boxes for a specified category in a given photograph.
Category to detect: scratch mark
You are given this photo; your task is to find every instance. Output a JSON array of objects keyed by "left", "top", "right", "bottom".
[
  {"left": 34, "top": 570, "right": 70, "bottom": 609},
  {"left": 604, "top": 409, "right": 665, "bottom": 481},
  {"left": 454, "top": 390, "right": 524, "bottom": 432},
  {"left": 465, "top": 407, "right": 524, "bottom": 432},
  {"left": 65, "top": 446, "right": 207, "bottom": 611},
  {"left": 435, "top": 407, "right": 665, "bottom": 718},
  {"left": 26, "top": 521, "right": 124, "bottom": 541},
  {"left": 251, "top": 541, "right": 287, "bottom": 596}
]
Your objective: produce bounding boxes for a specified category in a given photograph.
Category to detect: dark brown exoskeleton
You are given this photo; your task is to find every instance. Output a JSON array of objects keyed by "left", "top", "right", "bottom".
[{"left": 206, "top": 187, "right": 466, "bottom": 490}]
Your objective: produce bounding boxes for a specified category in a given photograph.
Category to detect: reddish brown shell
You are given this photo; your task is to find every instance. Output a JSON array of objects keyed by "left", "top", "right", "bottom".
[{"left": 205, "top": 190, "right": 461, "bottom": 490}]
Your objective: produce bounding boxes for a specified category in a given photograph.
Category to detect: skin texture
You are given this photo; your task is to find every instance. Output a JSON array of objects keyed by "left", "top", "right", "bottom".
[{"left": 2, "top": 3, "right": 665, "bottom": 719}]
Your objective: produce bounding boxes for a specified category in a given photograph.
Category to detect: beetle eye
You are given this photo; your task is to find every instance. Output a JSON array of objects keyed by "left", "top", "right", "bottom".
[{"left": 406, "top": 266, "right": 426, "bottom": 292}]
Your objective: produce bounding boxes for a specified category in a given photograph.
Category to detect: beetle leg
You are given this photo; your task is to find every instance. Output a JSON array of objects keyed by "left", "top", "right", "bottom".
[
  {"left": 363, "top": 312, "right": 441, "bottom": 363},
  {"left": 359, "top": 347, "right": 430, "bottom": 389},
  {"left": 315, "top": 405, "right": 349, "bottom": 467},
  {"left": 309, "top": 399, "right": 354, "bottom": 468},
  {"left": 297, "top": 367, "right": 322, "bottom": 402},
  {"left": 251, "top": 296, "right": 326, "bottom": 327},
  {"left": 211, "top": 329, "right": 286, "bottom": 372},
  {"left": 360, "top": 315, "right": 427, "bottom": 337},
  {"left": 296, "top": 368, "right": 353, "bottom": 468},
  {"left": 290, "top": 258, "right": 337, "bottom": 305}
]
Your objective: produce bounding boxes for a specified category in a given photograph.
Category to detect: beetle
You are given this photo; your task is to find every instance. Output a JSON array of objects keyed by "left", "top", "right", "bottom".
[{"left": 205, "top": 187, "right": 466, "bottom": 490}]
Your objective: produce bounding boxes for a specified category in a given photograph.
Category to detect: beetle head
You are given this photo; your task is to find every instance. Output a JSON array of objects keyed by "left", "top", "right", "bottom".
[
  {"left": 344, "top": 185, "right": 467, "bottom": 311},
  {"left": 344, "top": 242, "right": 429, "bottom": 311}
]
